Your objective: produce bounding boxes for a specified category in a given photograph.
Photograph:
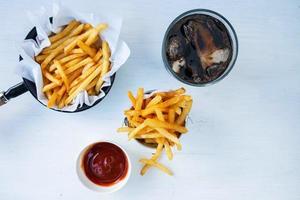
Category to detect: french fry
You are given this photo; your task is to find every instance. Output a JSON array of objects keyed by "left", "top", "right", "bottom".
[
  {"left": 174, "top": 87, "right": 186, "bottom": 95},
  {"left": 168, "top": 109, "right": 175, "bottom": 123},
  {"left": 102, "top": 39, "right": 110, "bottom": 59},
  {"left": 85, "top": 23, "right": 107, "bottom": 47},
  {"left": 70, "top": 65, "right": 97, "bottom": 88},
  {"left": 68, "top": 68, "right": 83, "bottom": 83},
  {"left": 68, "top": 84, "right": 79, "bottom": 97},
  {"left": 117, "top": 127, "right": 135, "bottom": 132},
  {"left": 91, "top": 36, "right": 101, "bottom": 49},
  {"left": 128, "top": 121, "right": 147, "bottom": 139},
  {"left": 93, "top": 49, "right": 102, "bottom": 62},
  {"left": 155, "top": 128, "right": 181, "bottom": 145},
  {"left": 176, "top": 100, "right": 192, "bottom": 125},
  {"left": 47, "top": 88, "right": 60, "bottom": 108},
  {"left": 56, "top": 86, "right": 66, "bottom": 104},
  {"left": 164, "top": 140, "right": 173, "bottom": 160},
  {"left": 60, "top": 57, "right": 84, "bottom": 70},
  {"left": 64, "top": 57, "right": 94, "bottom": 75},
  {"left": 95, "top": 23, "right": 108, "bottom": 32},
  {"left": 155, "top": 108, "right": 165, "bottom": 122},
  {"left": 94, "top": 60, "right": 108, "bottom": 92},
  {"left": 49, "top": 57, "right": 76, "bottom": 72},
  {"left": 140, "top": 126, "right": 155, "bottom": 134},
  {"left": 176, "top": 142, "right": 182, "bottom": 151},
  {"left": 140, "top": 164, "right": 151, "bottom": 176},
  {"left": 58, "top": 93, "right": 67, "bottom": 109},
  {"left": 157, "top": 96, "right": 182, "bottom": 108},
  {"left": 127, "top": 91, "right": 136, "bottom": 108},
  {"left": 35, "top": 54, "right": 48, "bottom": 63},
  {"left": 65, "top": 64, "right": 102, "bottom": 105},
  {"left": 83, "top": 23, "right": 92, "bottom": 31},
  {"left": 87, "top": 88, "right": 96, "bottom": 96},
  {"left": 43, "top": 71, "right": 62, "bottom": 85},
  {"left": 135, "top": 88, "right": 144, "bottom": 111},
  {"left": 140, "top": 159, "right": 173, "bottom": 176},
  {"left": 86, "top": 77, "right": 98, "bottom": 90},
  {"left": 173, "top": 106, "right": 182, "bottom": 115},
  {"left": 43, "top": 82, "right": 59, "bottom": 92},
  {"left": 135, "top": 133, "right": 162, "bottom": 139},
  {"left": 59, "top": 53, "right": 86, "bottom": 64},
  {"left": 81, "top": 63, "right": 93, "bottom": 74},
  {"left": 70, "top": 48, "right": 85, "bottom": 54},
  {"left": 85, "top": 29, "right": 98, "bottom": 46},
  {"left": 55, "top": 53, "right": 66, "bottom": 61},
  {"left": 127, "top": 118, "right": 141, "bottom": 127},
  {"left": 140, "top": 142, "right": 164, "bottom": 175},
  {"left": 146, "top": 95, "right": 162, "bottom": 108},
  {"left": 67, "top": 23, "right": 85, "bottom": 37},
  {"left": 77, "top": 40, "right": 96, "bottom": 57},
  {"left": 49, "top": 20, "right": 79, "bottom": 43},
  {"left": 53, "top": 60, "right": 69, "bottom": 91},
  {"left": 95, "top": 41, "right": 110, "bottom": 93},
  {"left": 124, "top": 110, "right": 141, "bottom": 117}
]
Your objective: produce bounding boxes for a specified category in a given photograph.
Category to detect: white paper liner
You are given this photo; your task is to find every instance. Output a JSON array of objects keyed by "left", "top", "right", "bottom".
[{"left": 16, "top": 3, "right": 130, "bottom": 111}]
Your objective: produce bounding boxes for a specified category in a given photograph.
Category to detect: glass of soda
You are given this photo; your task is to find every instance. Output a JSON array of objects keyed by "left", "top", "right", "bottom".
[{"left": 162, "top": 9, "right": 238, "bottom": 86}]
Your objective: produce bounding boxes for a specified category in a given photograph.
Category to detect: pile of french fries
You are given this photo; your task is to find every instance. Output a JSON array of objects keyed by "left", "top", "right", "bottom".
[
  {"left": 117, "top": 88, "right": 193, "bottom": 176},
  {"left": 35, "top": 20, "right": 111, "bottom": 109}
]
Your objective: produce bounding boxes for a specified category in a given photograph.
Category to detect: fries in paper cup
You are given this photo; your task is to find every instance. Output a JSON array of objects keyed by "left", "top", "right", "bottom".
[
  {"left": 17, "top": 4, "right": 130, "bottom": 111},
  {"left": 35, "top": 20, "right": 112, "bottom": 108}
]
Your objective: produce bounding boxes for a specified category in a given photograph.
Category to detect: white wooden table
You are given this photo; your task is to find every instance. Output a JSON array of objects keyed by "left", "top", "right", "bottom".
[{"left": 0, "top": 0, "right": 299, "bottom": 199}]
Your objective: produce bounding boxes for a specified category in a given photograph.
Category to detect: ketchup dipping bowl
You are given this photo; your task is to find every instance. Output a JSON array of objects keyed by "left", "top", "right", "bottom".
[{"left": 76, "top": 141, "right": 131, "bottom": 193}]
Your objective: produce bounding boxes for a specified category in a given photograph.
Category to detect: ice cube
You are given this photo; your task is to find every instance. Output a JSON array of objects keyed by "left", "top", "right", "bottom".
[
  {"left": 183, "top": 20, "right": 230, "bottom": 70},
  {"left": 172, "top": 57, "right": 186, "bottom": 73},
  {"left": 167, "top": 36, "right": 185, "bottom": 60},
  {"left": 201, "top": 48, "right": 230, "bottom": 68}
]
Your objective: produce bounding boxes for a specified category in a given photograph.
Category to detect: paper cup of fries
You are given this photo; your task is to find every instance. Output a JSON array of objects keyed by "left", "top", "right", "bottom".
[{"left": 16, "top": 4, "right": 130, "bottom": 112}]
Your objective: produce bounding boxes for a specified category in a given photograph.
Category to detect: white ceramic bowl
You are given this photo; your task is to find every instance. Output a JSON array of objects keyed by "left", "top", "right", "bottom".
[{"left": 76, "top": 141, "right": 131, "bottom": 193}]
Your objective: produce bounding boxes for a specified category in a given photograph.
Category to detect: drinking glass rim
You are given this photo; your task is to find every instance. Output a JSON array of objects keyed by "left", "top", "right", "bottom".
[{"left": 161, "top": 9, "right": 239, "bottom": 87}]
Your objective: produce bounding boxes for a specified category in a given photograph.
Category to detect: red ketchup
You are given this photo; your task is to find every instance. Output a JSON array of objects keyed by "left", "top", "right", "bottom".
[{"left": 82, "top": 142, "right": 128, "bottom": 186}]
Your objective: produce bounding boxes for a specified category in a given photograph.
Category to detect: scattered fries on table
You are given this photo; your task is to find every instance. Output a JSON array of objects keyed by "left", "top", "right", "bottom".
[
  {"left": 117, "top": 87, "right": 193, "bottom": 176},
  {"left": 35, "top": 20, "right": 111, "bottom": 109}
]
